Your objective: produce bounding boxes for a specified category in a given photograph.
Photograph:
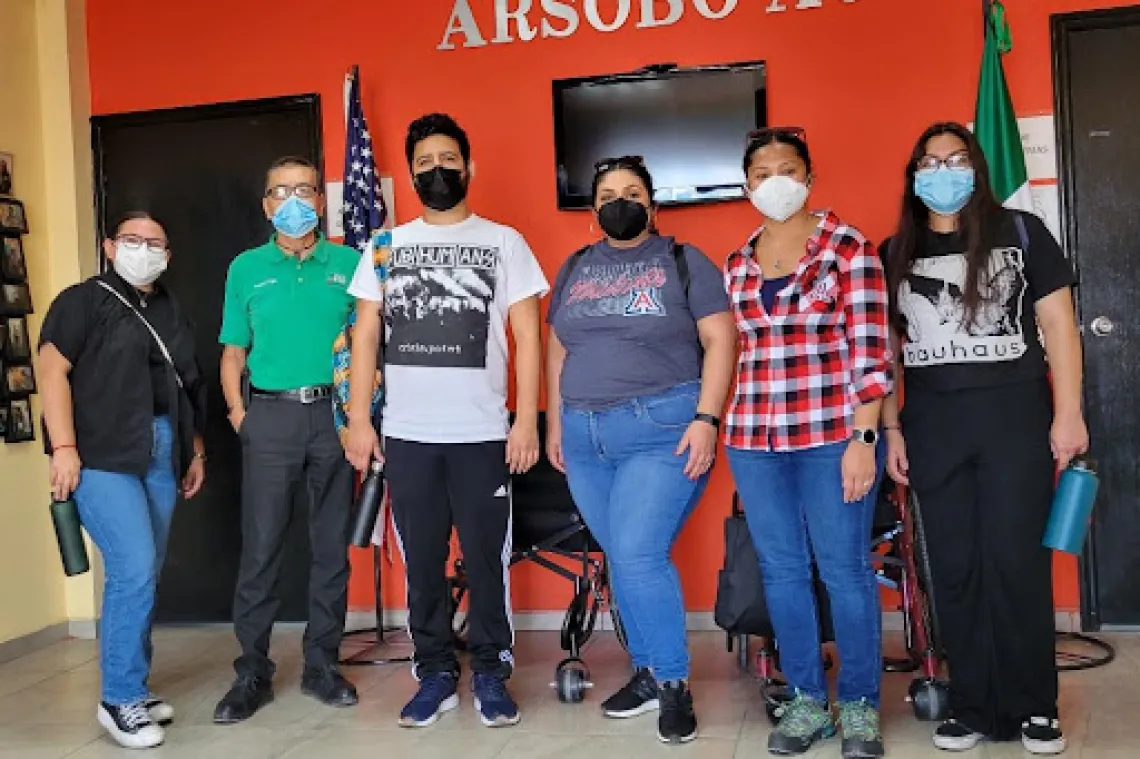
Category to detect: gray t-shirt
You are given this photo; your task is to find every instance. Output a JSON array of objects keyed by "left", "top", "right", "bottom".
[{"left": 548, "top": 235, "right": 729, "bottom": 408}]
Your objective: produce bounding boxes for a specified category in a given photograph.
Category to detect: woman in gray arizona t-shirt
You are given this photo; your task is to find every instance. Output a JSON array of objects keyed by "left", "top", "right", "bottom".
[{"left": 546, "top": 157, "right": 736, "bottom": 744}]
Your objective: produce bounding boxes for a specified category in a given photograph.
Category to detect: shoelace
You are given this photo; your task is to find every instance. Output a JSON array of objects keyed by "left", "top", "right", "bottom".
[
  {"left": 415, "top": 675, "right": 454, "bottom": 704},
  {"left": 626, "top": 670, "right": 656, "bottom": 698},
  {"left": 839, "top": 701, "right": 880, "bottom": 740},
  {"left": 474, "top": 674, "right": 509, "bottom": 702},
  {"left": 778, "top": 695, "right": 827, "bottom": 738},
  {"left": 119, "top": 701, "right": 153, "bottom": 730}
]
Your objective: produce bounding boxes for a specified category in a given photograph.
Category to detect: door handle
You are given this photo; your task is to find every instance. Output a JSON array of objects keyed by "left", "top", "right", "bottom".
[{"left": 1090, "top": 316, "right": 1115, "bottom": 337}]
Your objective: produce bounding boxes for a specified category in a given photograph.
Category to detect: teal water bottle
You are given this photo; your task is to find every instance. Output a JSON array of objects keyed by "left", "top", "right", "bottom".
[
  {"left": 1043, "top": 458, "right": 1100, "bottom": 555},
  {"left": 50, "top": 499, "right": 90, "bottom": 576}
]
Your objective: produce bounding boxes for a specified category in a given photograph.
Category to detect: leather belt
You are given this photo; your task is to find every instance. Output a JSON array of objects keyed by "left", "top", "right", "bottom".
[{"left": 250, "top": 385, "right": 333, "bottom": 404}]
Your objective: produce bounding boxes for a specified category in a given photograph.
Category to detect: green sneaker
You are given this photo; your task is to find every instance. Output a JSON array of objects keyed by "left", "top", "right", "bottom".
[
  {"left": 838, "top": 700, "right": 885, "bottom": 758},
  {"left": 767, "top": 693, "right": 835, "bottom": 756}
]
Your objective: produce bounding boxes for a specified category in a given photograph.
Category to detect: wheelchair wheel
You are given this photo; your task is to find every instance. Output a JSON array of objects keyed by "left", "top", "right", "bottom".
[
  {"left": 552, "top": 657, "right": 593, "bottom": 703},
  {"left": 908, "top": 677, "right": 950, "bottom": 722}
]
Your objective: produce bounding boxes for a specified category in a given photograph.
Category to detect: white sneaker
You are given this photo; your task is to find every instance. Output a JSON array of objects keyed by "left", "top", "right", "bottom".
[
  {"left": 1021, "top": 717, "right": 1066, "bottom": 755},
  {"left": 933, "top": 719, "right": 983, "bottom": 751},
  {"left": 98, "top": 701, "right": 165, "bottom": 749},
  {"left": 145, "top": 694, "right": 174, "bottom": 725}
]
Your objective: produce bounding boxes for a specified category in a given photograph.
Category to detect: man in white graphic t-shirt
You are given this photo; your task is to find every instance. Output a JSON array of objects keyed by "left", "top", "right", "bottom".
[{"left": 345, "top": 113, "right": 548, "bottom": 729}]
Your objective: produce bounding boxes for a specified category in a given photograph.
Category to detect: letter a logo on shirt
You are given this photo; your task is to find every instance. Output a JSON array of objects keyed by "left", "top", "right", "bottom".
[{"left": 624, "top": 287, "right": 664, "bottom": 316}]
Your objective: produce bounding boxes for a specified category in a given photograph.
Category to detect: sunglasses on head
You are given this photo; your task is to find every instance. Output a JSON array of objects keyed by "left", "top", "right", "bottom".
[
  {"left": 746, "top": 127, "right": 808, "bottom": 145},
  {"left": 593, "top": 155, "right": 646, "bottom": 175}
]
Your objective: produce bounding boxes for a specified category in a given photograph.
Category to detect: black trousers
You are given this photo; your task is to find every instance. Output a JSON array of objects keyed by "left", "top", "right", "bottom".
[
  {"left": 903, "top": 378, "right": 1058, "bottom": 740},
  {"left": 385, "top": 438, "right": 514, "bottom": 679},
  {"left": 232, "top": 396, "right": 354, "bottom": 678}
]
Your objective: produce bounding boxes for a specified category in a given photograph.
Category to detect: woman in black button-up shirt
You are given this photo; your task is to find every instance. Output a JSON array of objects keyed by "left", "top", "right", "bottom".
[{"left": 38, "top": 212, "right": 206, "bottom": 750}]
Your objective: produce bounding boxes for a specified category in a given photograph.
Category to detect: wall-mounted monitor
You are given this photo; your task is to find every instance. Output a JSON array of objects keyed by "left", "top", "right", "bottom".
[{"left": 552, "top": 60, "right": 767, "bottom": 210}]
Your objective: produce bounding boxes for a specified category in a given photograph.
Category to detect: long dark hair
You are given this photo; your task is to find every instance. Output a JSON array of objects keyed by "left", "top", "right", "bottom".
[{"left": 885, "top": 122, "right": 1003, "bottom": 334}]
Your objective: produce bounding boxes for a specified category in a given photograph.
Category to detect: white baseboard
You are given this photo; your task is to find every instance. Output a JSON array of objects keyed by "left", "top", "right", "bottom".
[
  {"left": 347, "top": 609, "right": 1087, "bottom": 635},
  {"left": 0, "top": 622, "right": 70, "bottom": 664}
]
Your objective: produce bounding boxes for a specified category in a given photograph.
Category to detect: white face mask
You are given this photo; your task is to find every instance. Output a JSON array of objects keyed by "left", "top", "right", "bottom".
[
  {"left": 112, "top": 241, "right": 168, "bottom": 287},
  {"left": 749, "top": 175, "right": 810, "bottom": 222}
]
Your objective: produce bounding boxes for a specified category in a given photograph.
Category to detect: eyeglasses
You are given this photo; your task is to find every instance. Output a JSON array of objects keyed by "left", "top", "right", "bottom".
[
  {"left": 116, "top": 234, "right": 168, "bottom": 254},
  {"left": 746, "top": 127, "right": 808, "bottom": 145},
  {"left": 265, "top": 183, "right": 320, "bottom": 201},
  {"left": 917, "top": 151, "right": 972, "bottom": 172},
  {"left": 593, "top": 155, "right": 646, "bottom": 175}
]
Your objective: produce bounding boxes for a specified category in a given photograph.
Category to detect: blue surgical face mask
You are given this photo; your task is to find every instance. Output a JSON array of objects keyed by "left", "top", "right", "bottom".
[
  {"left": 914, "top": 166, "right": 976, "bottom": 216},
  {"left": 272, "top": 195, "right": 319, "bottom": 239}
]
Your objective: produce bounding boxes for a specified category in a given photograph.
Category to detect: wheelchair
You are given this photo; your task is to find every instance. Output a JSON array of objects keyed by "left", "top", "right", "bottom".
[
  {"left": 447, "top": 412, "right": 627, "bottom": 703},
  {"left": 721, "top": 483, "right": 950, "bottom": 725}
]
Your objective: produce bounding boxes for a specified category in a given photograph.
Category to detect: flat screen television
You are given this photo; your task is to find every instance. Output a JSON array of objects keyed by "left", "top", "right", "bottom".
[{"left": 553, "top": 61, "right": 767, "bottom": 210}]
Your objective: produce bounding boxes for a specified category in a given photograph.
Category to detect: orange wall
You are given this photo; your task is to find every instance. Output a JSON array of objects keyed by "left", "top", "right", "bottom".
[{"left": 87, "top": 0, "right": 1131, "bottom": 614}]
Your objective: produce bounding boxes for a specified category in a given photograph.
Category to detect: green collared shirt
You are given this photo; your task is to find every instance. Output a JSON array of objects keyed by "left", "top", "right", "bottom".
[{"left": 219, "top": 235, "right": 359, "bottom": 390}]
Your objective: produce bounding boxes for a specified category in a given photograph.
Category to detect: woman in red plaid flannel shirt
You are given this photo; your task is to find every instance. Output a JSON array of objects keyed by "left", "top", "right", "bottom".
[{"left": 724, "top": 130, "right": 893, "bottom": 759}]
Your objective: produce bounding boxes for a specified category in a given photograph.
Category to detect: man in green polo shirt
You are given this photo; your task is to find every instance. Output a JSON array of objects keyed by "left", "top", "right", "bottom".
[{"left": 213, "top": 156, "right": 360, "bottom": 724}]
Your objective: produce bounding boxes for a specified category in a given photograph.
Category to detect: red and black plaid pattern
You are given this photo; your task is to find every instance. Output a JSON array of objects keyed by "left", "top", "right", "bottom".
[{"left": 724, "top": 211, "right": 893, "bottom": 451}]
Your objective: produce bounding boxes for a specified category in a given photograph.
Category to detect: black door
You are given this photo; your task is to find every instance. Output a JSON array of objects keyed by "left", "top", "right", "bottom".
[
  {"left": 1054, "top": 8, "right": 1140, "bottom": 629},
  {"left": 92, "top": 95, "right": 324, "bottom": 622}
]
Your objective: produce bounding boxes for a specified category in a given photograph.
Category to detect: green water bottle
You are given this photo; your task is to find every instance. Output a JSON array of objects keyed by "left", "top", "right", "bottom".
[{"left": 50, "top": 499, "right": 90, "bottom": 576}]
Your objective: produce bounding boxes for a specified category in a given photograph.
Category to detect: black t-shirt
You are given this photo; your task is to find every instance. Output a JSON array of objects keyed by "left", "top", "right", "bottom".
[
  {"left": 38, "top": 271, "right": 207, "bottom": 476},
  {"left": 882, "top": 210, "right": 1075, "bottom": 393}
]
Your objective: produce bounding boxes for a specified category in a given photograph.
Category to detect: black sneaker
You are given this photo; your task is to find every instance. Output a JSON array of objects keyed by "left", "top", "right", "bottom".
[
  {"left": 301, "top": 664, "right": 359, "bottom": 708},
  {"left": 657, "top": 680, "right": 697, "bottom": 744},
  {"left": 213, "top": 674, "right": 274, "bottom": 724},
  {"left": 1021, "top": 717, "right": 1066, "bottom": 755},
  {"left": 602, "top": 668, "right": 659, "bottom": 719},
  {"left": 932, "top": 719, "right": 983, "bottom": 752},
  {"left": 97, "top": 701, "right": 165, "bottom": 749}
]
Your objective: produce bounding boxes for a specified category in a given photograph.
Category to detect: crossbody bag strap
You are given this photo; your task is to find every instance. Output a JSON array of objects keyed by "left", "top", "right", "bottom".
[{"left": 96, "top": 279, "right": 184, "bottom": 389}]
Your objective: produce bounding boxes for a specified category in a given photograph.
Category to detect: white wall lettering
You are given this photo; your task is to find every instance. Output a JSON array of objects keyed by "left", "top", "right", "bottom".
[
  {"left": 540, "top": 0, "right": 580, "bottom": 37},
  {"left": 439, "top": 0, "right": 488, "bottom": 49},
  {"left": 584, "top": 0, "right": 633, "bottom": 32},
  {"left": 693, "top": 0, "right": 738, "bottom": 20},
  {"left": 493, "top": 0, "right": 539, "bottom": 43},
  {"left": 636, "top": 0, "right": 684, "bottom": 28},
  {"left": 796, "top": 0, "right": 824, "bottom": 9}
]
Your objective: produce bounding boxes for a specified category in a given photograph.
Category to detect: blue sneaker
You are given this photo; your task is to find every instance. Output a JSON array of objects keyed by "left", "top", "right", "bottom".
[
  {"left": 472, "top": 673, "right": 520, "bottom": 727},
  {"left": 398, "top": 672, "right": 459, "bottom": 728}
]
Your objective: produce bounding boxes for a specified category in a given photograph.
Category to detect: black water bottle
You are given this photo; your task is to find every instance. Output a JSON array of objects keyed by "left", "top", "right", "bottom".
[
  {"left": 50, "top": 499, "right": 90, "bottom": 576},
  {"left": 350, "top": 459, "right": 385, "bottom": 548}
]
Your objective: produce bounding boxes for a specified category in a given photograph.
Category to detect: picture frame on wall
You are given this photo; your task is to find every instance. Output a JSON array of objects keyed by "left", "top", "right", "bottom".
[
  {"left": 0, "top": 152, "right": 12, "bottom": 196},
  {"left": 1, "top": 282, "right": 32, "bottom": 315},
  {"left": 5, "top": 363, "right": 36, "bottom": 397},
  {"left": 3, "top": 317, "right": 31, "bottom": 362},
  {"left": 6, "top": 398, "right": 35, "bottom": 443},
  {"left": 1, "top": 237, "right": 26, "bottom": 283},
  {"left": 0, "top": 198, "right": 27, "bottom": 234}
]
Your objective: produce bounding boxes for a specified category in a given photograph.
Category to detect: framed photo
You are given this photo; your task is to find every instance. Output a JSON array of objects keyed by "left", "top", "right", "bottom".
[
  {"left": 6, "top": 398, "right": 34, "bottom": 443},
  {"left": 0, "top": 198, "right": 27, "bottom": 234},
  {"left": 5, "top": 363, "right": 36, "bottom": 396},
  {"left": 3, "top": 317, "right": 30, "bottom": 362},
  {"left": 0, "top": 152, "right": 12, "bottom": 196},
  {"left": 1, "top": 282, "right": 32, "bottom": 315},
  {"left": 1, "top": 237, "right": 26, "bottom": 283}
]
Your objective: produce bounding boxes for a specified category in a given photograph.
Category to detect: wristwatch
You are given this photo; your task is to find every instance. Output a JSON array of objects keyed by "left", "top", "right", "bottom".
[
  {"left": 694, "top": 413, "right": 721, "bottom": 429},
  {"left": 851, "top": 427, "right": 879, "bottom": 446}
]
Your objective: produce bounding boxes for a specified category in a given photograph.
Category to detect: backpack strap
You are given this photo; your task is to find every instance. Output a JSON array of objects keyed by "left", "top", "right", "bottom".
[
  {"left": 672, "top": 241, "right": 691, "bottom": 298},
  {"left": 562, "top": 244, "right": 592, "bottom": 280},
  {"left": 1014, "top": 212, "right": 1030, "bottom": 253}
]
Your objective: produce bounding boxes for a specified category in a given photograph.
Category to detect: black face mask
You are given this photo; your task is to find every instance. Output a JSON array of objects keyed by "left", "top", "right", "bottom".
[
  {"left": 597, "top": 198, "right": 649, "bottom": 241},
  {"left": 413, "top": 166, "right": 468, "bottom": 212}
]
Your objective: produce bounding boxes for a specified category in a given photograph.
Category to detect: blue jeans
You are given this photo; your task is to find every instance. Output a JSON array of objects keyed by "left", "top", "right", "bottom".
[
  {"left": 74, "top": 416, "right": 178, "bottom": 705},
  {"left": 561, "top": 382, "right": 707, "bottom": 682},
  {"left": 727, "top": 441, "right": 882, "bottom": 706}
]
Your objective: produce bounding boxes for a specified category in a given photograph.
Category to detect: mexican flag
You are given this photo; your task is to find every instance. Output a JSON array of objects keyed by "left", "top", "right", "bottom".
[{"left": 974, "top": 0, "right": 1034, "bottom": 212}]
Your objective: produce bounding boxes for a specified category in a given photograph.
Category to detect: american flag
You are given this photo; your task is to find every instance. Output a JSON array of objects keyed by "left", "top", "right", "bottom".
[{"left": 342, "top": 67, "right": 386, "bottom": 253}]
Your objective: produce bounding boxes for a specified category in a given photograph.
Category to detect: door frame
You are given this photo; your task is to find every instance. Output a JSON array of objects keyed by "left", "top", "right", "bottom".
[
  {"left": 1052, "top": 4, "right": 1140, "bottom": 632},
  {"left": 91, "top": 94, "right": 324, "bottom": 268}
]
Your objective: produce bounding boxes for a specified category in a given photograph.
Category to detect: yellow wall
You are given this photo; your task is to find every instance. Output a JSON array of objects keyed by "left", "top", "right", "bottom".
[{"left": 0, "top": 0, "right": 96, "bottom": 644}]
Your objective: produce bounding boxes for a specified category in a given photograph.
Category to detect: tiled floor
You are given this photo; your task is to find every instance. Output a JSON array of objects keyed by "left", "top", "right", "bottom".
[{"left": 0, "top": 627, "right": 1134, "bottom": 758}]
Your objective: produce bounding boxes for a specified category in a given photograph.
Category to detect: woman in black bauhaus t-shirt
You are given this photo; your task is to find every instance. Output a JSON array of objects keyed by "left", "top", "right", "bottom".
[{"left": 880, "top": 122, "right": 1088, "bottom": 756}]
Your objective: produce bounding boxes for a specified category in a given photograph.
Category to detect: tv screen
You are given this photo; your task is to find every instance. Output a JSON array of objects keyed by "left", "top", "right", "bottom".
[{"left": 553, "top": 61, "right": 767, "bottom": 210}]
